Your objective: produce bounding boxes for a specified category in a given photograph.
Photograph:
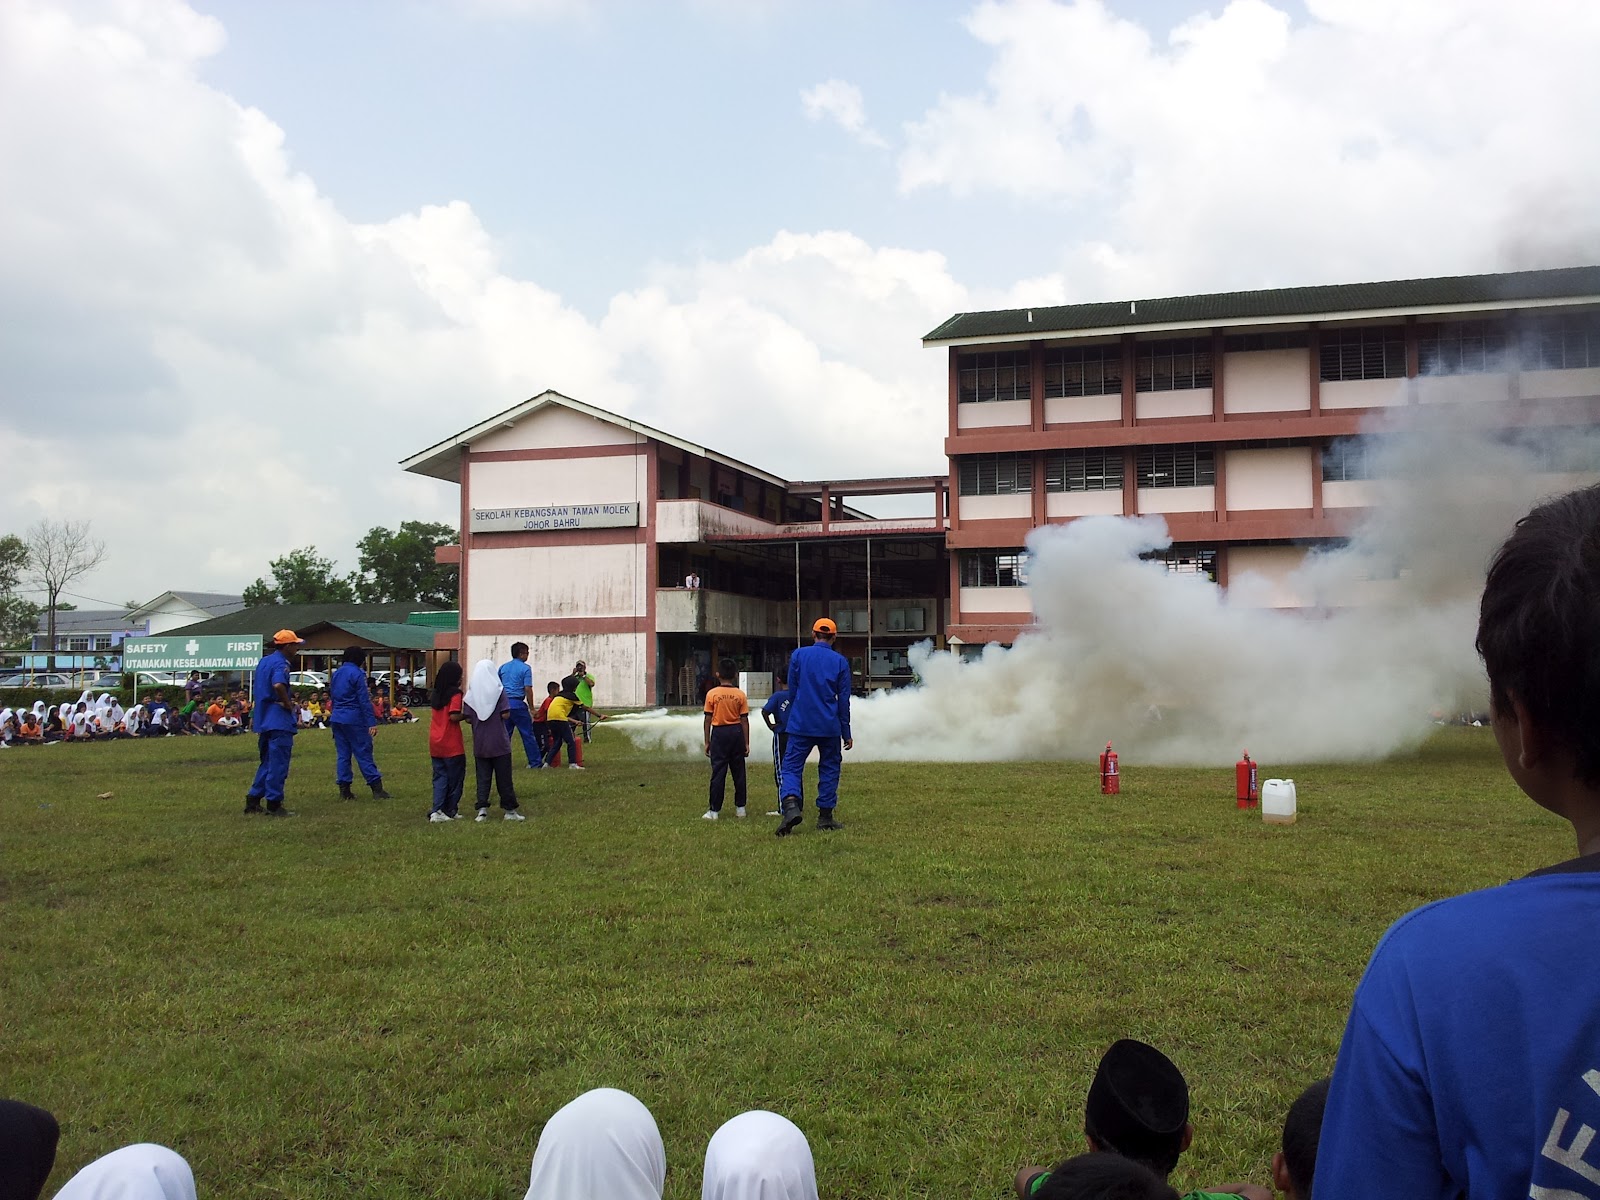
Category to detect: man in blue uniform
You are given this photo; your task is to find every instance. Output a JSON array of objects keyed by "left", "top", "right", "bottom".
[
  {"left": 776, "top": 617, "right": 852, "bottom": 836},
  {"left": 498, "top": 642, "right": 541, "bottom": 768},
  {"left": 244, "top": 629, "right": 303, "bottom": 816},
  {"left": 1318, "top": 483, "right": 1600, "bottom": 1199},
  {"left": 329, "top": 645, "right": 390, "bottom": 800}
]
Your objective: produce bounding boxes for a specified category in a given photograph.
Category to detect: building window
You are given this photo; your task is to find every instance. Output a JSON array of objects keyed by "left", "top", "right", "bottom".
[
  {"left": 1520, "top": 313, "right": 1600, "bottom": 371},
  {"left": 962, "top": 550, "right": 1029, "bottom": 587},
  {"left": 66, "top": 636, "right": 90, "bottom": 652},
  {"left": 1417, "top": 320, "right": 1509, "bottom": 376},
  {"left": 958, "top": 350, "right": 1032, "bottom": 403},
  {"left": 1136, "top": 444, "right": 1215, "bottom": 489},
  {"left": 1134, "top": 338, "right": 1213, "bottom": 392},
  {"left": 1142, "top": 545, "right": 1219, "bottom": 582},
  {"left": 958, "top": 453, "right": 1034, "bottom": 496},
  {"left": 1321, "top": 438, "right": 1374, "bottom": 482},
  {"left": 1045, "top": 448, "right": 1124, "bottom": 492},
  {"left": 1042, "top": 345, "right": 1123, "bottom": 397},
  {"left": 1224, "top": 331, "right": 1309, "bottom": 352},
  {"left": 93, "top": 636, "right": 114, "bottom": 651},
  {"left": 1319, "top": 326, "right": 1405, "bottom": 381}
]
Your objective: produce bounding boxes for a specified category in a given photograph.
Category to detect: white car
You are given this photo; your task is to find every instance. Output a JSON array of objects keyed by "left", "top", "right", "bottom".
[{"left": 289, "top": 671, "right": 329, "bottom": 690}]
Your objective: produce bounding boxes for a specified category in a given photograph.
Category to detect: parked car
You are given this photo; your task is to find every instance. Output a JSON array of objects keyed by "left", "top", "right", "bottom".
[
  {"left": 0, "top": 671, "right": 79, "bottom": 689},
  {"left": 288, "top": 671, "right": 329, "bottom": 690}
]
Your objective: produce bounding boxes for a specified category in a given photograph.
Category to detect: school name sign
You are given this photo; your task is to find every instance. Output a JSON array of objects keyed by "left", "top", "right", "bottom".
[
  {"left": 123, "top": 635, "right": 265, "bottom": 671},
  {"left": 470, "top": 503, "right": 640, "bottom": 532}
]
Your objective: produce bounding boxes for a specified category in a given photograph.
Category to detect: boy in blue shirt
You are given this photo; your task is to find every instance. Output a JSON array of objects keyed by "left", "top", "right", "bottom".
[
  {"left": 760, "top": 670, "right": 791, "bottom": 813},
  {"left": 1318, "top": 483, "right": 1600, "bottom": 1199}
]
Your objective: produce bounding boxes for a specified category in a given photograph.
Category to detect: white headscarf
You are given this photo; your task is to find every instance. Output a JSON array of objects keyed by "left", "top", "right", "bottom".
[
  {"left": 58, "top": 702, "right": 73, "bottom": 724},
  {"left": 702, "top": 1111, "right": 819, "bottom": 1200},
  {"left": 77, "top": 688, "right": 93, "bottom": 707},
  {"left": 108, "top": 699, "right": 125, "bottom": 727},
  {"left": 52, "top": 1143, "right": 196, "bottom": 1200},
  {"left": 464, "top": 658, "right": 503, "bottom": 720},
  {"left": 33, "top": 700, "right": 47, "bottom": 721},
  {"left": 525, "top": 1088, "right": 665, "bottom": 1200},
  {"left": 0, "top": 709, "right": 12, "bottom": 740},
  {"left": 125, "top": 704, "right": 145, "bottom": 732}
]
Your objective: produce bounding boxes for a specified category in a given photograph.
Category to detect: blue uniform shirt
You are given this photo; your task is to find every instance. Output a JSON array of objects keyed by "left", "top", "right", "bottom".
[
  {"left": 498, "top": 658, "right": 533, "bottom": 709},
  {"left": 784, "top": 643, "right": 851, "bottom": 739},
  {"left": 329, "top": 662, "right": 372, "bottom": 725},
  {"left": 761, "top": 688, "right": 791, "bottom": 733},
  {"left": 1318, "top": 862, "right": 1600, "bottom": 1200},
  {"left": 252, "top": 650, "right": 296, "bottom": 733}
]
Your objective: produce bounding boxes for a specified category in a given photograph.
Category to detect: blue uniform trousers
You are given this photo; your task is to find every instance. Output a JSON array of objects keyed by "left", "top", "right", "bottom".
[
  {"left": 507, "top": 705, "right": 541, "bottom": 767},
  {"left": 248, "top": 729, "right": 296, "bottom": 804},
  {"left": 331, "top": 720, "right": 382, "bottom": 786},
  {"left": 779, "top": 734, "right": 842, "bottom": 810}
]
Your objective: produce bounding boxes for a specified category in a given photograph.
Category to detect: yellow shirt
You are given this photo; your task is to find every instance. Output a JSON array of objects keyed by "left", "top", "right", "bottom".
[{"left": 547, "top": 695, "right": 576, "bottom": 723}]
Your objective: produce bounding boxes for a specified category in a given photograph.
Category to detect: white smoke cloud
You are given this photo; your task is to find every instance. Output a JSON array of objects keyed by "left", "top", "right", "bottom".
[{"left": 618, "top": 398, "right": 1599, "bottom": 766}]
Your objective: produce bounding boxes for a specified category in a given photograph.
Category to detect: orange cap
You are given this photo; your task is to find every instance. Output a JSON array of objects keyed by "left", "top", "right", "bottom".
[
  {"left": 272, "top": 629, "right": 304, "bottom": 646},
  {"left": 812, "top": 617, "right": 837, "bottom": 635}
]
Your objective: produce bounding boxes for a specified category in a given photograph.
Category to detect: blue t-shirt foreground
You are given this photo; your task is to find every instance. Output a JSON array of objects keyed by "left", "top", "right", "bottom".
[
  {"left": 252, "top": 651, "right": 296, "bottom": 733},
  {"left": 498, "top": 659, "right": 533, "bottom": 709},
  {"left": 784, "top": 643, "right": 851, "bottom": 739},
  {"left": 761, "top": 688, "right": 791, "bottom": 733},
  {"left": 1318, "top": 860, "right": 1600, "bottom": 1200}
]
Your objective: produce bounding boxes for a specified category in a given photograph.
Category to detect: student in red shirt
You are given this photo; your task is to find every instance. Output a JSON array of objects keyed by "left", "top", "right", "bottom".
[{"left": 427, "top": 661, "right": 467, "bottom": 822}]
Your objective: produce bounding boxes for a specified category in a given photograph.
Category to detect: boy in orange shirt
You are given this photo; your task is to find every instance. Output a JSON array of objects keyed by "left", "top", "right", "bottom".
[{"left": 701, "top": 658, "right": 750, "bottom": 820}]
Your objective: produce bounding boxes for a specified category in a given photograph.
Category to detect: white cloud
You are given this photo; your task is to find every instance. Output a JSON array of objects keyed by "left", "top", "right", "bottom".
[
  {"left": 0, "top": 0, "right": 961, "bottom": 602},
  {"left": 898, "top": 0, "right": 1600, "bottom": 298},
  {"left": 800, "top": 78, "right": 888, "bottom": 149}
]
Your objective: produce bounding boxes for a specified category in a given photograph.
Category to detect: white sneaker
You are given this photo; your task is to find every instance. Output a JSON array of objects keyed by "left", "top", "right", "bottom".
[
  {"left": 504, "top": 810, "right": 526, "bottom": 821},
  {"left": 568, "top": 764, "right": 585, "bottom": 770},
  {"left": 429, "top": 811, "right": 451, "bottom": 823},
  {"left": 474, "top": 810, "right": 488, "bottom": 822},
  {"left": 702, "top": 810, "right": 718, "bottom": 820},
  {"left": 450, "top": 812, "right": 465, "bottom": 820},
  {"left": 735, "top": 807, "right": 747, "bottom": 819}
]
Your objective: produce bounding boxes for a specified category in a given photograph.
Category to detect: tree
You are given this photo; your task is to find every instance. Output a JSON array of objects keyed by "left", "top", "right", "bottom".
[
  {"left": 352, "top": 521, "right": 459, "bottom": 607},
  {"left": 24, "top": 519, "right": 106, "bottom": 667},
  {"left": 243, "top": 547, "right": 356, "bottom": 606},
  {"left": 0, "top": 534, "right": 41, "bottom": 650}
]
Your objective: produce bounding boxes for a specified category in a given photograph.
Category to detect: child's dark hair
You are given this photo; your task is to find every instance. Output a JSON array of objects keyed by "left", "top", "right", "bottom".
[
  {"left": 430, "top": 661, "right": 464, "bottom": 709},
  {"left": 718, "top": 657, "right": 738, "bottom": 681},
  {"left": 1477, "top": 483, "right": 1600, "bottom": 784},
  {"left": 1281, "top": 1078, "right": 1330, "bottom": 1200},
  {"left": 1033, "top": 1154, "right": 1179, "bottom": 1200}
]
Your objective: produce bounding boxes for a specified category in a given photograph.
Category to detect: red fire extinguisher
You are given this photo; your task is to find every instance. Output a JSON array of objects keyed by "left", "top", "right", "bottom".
[
  {"left": 1100, "top": 742, "right": 1120, "bottom": 795},
  {"left": 1236, "top": 751, "right": 1259, "bottom": 809}
]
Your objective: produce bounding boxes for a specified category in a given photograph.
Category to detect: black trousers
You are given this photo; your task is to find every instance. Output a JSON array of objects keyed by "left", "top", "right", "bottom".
[
  {"left": 474, "top": 753, "right": 519, "bottom": 810},
  {"left": 708, "top": 724, "right": 747, "bottom": 812}
]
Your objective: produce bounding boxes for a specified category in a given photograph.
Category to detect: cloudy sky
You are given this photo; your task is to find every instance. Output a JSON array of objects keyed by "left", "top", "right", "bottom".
[{"left": 4, "top": 0, "right": 1600, "bottom": 607}]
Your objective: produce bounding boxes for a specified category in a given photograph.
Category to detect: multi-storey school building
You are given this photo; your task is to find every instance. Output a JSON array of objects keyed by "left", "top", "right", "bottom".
[
  {"left": 406, "top": 265, "right": 1600, "bottom": 705},
  {"left": 928, "top": 264, "right": 1600, "bottom": 647}
]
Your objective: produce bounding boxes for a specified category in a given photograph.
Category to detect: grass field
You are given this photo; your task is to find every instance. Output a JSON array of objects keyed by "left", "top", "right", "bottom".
[{"left": 1, "top": 721, "right": 1569, "bottom": 1198}]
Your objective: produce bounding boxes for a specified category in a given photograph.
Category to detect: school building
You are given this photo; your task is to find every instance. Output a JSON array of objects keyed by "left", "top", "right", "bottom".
[{"left": 404, "top": 264, "right": 1600, "bottom": 706}]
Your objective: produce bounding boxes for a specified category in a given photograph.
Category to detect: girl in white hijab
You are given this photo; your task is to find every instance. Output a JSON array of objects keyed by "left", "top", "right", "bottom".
[
  {"left": 525, "top": 1087, "right": 666, "bottom": 1200},
  {"left": 701, "top": 1111, "right": 819, "bottom": 1200},
  {"left": 52, "top": 1143, "right": 196, "bottom": 1200},
  {"left": 463, "top": 658, "right": 503, "bottom": 720},
  {"left": 0, "top": 708, "right": 14, "bottom": 744}
]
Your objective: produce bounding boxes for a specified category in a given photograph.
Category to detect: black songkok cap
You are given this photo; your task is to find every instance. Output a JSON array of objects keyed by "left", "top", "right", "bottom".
[{"left": 1084, "top": 1039, "right": 1190, "bottom": 1174}]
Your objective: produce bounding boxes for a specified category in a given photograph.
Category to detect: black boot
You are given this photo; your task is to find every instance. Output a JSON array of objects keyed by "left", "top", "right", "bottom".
[
  {"left": 243, "top": 796, "right": 264, "bottom": 815},
  {"left": 816, "top": 809, "right": 844, "bottom": 831},
  {"left": 338, "top": 782, "right": 355, "bottom": 800},
  {"left": 775, "top": 795, "right": 803, "bottom": 837},
  {"left": 264, "top": 802, "right": 295, "bottom": 817},
  {"left": 369, "top": 782, "right": 392, "bottom": 800}
]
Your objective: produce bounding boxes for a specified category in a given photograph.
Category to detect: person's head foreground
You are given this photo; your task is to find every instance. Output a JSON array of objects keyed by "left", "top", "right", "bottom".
[
  {"left": 1271, "top": 1078, "right": 1330, "bottom": 1200},
  {"left": 1084, "top": 1039, "right": 1192, "bottom": 1177},
  {"left": 524, "top": 1087, "right": 665, "bottom": 1200},
  {"left": 511, "top": 641, "right": 529, "bottom": 661},
  {"left": 811, "top": 617, "right": 835, "bottom": 643},
  {"left": 702, "top": 1110, "right": 819, "bottom": 1200},
  {"left": 0, "top": 1098, "right": 59, "bottom": 1200},
  {"left": 340, "top": 646, "right": 366, "bottom": 667},
  {"left": 52, "top": 1143, "right": 196, "bottom": 1200},
  {"left": 1033, "top": 1153, "right": 1180, "bottom": 1200},
  {"left": 1477, "top": 482, "right": 1600, "bottom": 826},
  {"left": 717, "top": 657, "right": 738, "bottom": 685},
  {"left": 430, "top": 660, "right": 465, "bottom": 708}
]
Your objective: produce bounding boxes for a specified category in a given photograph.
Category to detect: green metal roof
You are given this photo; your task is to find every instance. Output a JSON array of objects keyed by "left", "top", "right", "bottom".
[
  {"left": 406, "top": 610, "right": 459, "bottom": 629},
  {"left": 166, "top": 603, "right": 444, "bottom": 637},
  {"left": 324, "top": 621, "right": 440, "bottom": 651},
  {"left": 923, "top": 264, "right": 1600, "bottom": 344}
]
